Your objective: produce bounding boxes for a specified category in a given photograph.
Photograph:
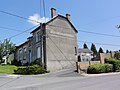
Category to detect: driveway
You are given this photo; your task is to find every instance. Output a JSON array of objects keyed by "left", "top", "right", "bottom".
[{"left": 39, "top": 69, "right": 81, "bottom": 77}]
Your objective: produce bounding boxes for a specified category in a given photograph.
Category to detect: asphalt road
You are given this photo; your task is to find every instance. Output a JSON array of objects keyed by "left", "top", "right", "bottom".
[{"left": 0, "top": 69, "right": 120, "bottom": 90}]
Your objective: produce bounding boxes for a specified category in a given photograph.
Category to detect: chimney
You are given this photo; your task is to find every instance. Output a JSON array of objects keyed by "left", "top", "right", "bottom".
[
  {"left": 66, "top": 14, "right": 70, "bottom": 21},
  {"left": 51, "top": 8, "right": 56, "bottom": 18}
]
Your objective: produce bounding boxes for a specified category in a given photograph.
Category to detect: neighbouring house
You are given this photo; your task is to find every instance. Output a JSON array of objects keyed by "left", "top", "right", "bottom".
[
  {"left": 15, "top": 8, "right": 78, "bottom": 71},
  {"left": 78, "top": 48, "right": 93, "bottom": 62}
]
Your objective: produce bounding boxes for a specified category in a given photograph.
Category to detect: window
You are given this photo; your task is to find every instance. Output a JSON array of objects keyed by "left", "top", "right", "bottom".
[
  {"left": 36, "top": 32, "right": 42, "bottom": 42},
  {"left": 19, "top": 49, "right": 22, "bottom": 60},
  {"left": 23, "top": 47, "right": 26, "bottom": 60},
  {"left": 75, "top": 47, "right": 77, "bottom": 55},
  {"left": 24, "top": 47, "right": 26, "bottom": 52},
  {"left": 36, "top": 33, "right": 38, "bottom": 42},
  {"left": 78, "top": 55, "right": 81, "bottom": 62},
  {"left": 37, "top": 47, "right": 41, "bottom": 58}
]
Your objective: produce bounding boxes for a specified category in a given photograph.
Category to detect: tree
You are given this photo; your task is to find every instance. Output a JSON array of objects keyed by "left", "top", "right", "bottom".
[
  {"left": 0, "top": 39, "right": 16, "bottom": 63},
  {"left": 106, "top": 50, "right": 109, "bottom": 53},
  {"left": 91, "top": 43, "right": 97, "bottom": 55},
  {"left": 83, "top": 43, "right": 88, "bottom": 49},
  {"left": 114, "top": 51, "right": 120, "bottom": 60},
  {"left": 98, "top": 47, "right": 104, "bottom": 53}
]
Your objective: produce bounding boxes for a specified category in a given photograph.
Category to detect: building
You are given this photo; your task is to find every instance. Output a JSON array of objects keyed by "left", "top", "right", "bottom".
[
  {"left": 78, "top": 48, "right": 93, "bottom": 62},
  {"left": 15, "top": 8, "right": 78, "bottom": 71}
]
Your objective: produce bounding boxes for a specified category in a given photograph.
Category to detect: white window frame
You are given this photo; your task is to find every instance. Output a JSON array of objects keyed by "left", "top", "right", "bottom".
[{"left": 37, "top": 47, "right": 41, "bottom": 58}]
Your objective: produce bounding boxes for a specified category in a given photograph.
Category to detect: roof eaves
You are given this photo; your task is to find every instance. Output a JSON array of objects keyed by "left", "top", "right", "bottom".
[{"left": 46, "top": 15, "right": 78, "bottom": 33}]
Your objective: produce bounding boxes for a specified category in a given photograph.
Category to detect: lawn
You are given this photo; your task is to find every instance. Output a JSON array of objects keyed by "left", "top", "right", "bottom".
[{"left": 0, "top": 64, "right": 17, "bottom": 74}]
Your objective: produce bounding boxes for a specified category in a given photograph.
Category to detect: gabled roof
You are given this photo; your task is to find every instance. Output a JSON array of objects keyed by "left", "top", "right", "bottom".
[
  {"left": 16, "top": 40, "right": 29, "bottom": 49},
  {"left": 78, "top": 48, "right": 93, "bottom": 53},
  {"left": 31, "top": 15, "right": 78, "bottom": 34},
  {"left": 30, "top": 25, "right": 42, "bottom": 34}
]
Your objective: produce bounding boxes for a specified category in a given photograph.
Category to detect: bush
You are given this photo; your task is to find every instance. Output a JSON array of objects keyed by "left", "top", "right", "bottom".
[
  {"left": 87, "top": 64, "right": 113, "bottom": 74},
  {"left": 11, "top": 59, "right": 21, "bottom": 66},
  {"left": 14, "top": 65, "right": 49, "bottom": 75},
  {"left": 105, "top": 58, "right": 120, "bottom": 72},
  {"left": 114, "top": 52, "right": 120, "bottom": 60}
]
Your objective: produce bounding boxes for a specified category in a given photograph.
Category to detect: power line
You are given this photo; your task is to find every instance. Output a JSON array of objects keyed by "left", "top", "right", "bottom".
[
  {"left": 1, "top": 10, "right": 120, "bottom": 46},
  {"left": 0, "top": 9, "right": 120, "bottom": 37},
  {"left": 80, "top": 15, "right": 120, "bottom": 27},
  {"left": 48, "top": 35, "right": 75, "bottom": 66},
  {"left": 0, "top": 26, "right": 29, "bottom": 33},
  {"left": 78, "top": 40, "right": 120, "bottom": 47},
  {"left": 46, "top": 43, "right": 64, "bottom": 68},
  {"left": 0, "top": 24, "right": 39, "bottom": 41},
  {"left": 43, "top": 0, "right": 46, "bottom": 18},
  {"left": 47, "top": 29, "right": 120, "bottom": 47},
  {"left": 40, "top": 0, "right": 42, "bottom": 17},
  {"left": 0, "top": 10, "right": 40, "bottom": 23},
  {"left": 9, "top": 24, "right": 39, "bottom": 39},
  {"left": 1, "top": 10, "right": 120, "bottom": 38},
  {"left": 48, "top": 24, "right": 120, "bottom": 38},
  {"left": 78, "top": 29, "right": 120, "bottom": 38}
]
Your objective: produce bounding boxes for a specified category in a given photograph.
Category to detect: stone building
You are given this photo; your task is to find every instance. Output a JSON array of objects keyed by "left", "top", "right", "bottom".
[
  {"left": 15, "top": 8, "right": 78, "bottom": 71},
  {"left": 78, "top": 48, "right": 93, "bottom": 62}
]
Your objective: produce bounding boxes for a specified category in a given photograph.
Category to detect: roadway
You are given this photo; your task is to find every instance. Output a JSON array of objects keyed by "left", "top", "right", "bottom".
[{"left": 0, "top": 69, "right": 120, "bottom": 90}]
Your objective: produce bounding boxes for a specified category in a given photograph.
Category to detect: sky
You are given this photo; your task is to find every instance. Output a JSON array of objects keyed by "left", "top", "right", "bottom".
[{"left": 0, "top": 0, "right": 120, "bottom": 52}]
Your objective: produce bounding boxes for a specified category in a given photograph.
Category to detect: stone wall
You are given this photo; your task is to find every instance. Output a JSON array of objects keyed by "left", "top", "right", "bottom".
[
  {"left": 97, "top": 52, "right": 115, "bottom": 64},
  {"left": 78, "top": 61, "right": 101, "bottom": 70}
]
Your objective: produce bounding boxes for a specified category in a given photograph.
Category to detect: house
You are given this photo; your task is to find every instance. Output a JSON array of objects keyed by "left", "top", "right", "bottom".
[
  {"left": 15, "top": 8, "right": 78, "bottom": 71},
  {"left": 78, "top": 48, "right": 93, "bottom": 62}
]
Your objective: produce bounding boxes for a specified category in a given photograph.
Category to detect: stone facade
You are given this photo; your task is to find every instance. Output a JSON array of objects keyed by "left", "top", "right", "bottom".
[{"left": 15, "top": 8, "right": 78, "bottom": 71}]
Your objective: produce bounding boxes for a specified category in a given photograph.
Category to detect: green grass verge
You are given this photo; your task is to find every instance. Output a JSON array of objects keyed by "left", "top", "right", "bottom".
[
  {"left": 0, "top": 65, "right": 48, "bottom": 75},
  {"left": 0, "top": 64, "right": 17, "bottom": 74}
]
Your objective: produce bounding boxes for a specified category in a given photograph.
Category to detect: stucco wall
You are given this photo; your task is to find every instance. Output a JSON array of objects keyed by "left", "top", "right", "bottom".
[
  {"left": 99, "top": 52, "right": 115, "bottom": 64},
  {"left": 78, "top": 61, "right": 101, "bottom": 70},
  {"left": 46, "top": 17, "right": 77, "bottom": 71}
]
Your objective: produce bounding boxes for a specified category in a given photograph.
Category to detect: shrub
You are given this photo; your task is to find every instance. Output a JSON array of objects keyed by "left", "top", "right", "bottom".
[
  {"left": 14, "top": 65, "right": 48, "bottom": 75},
  {"left": 105, "top": 58, "right": 120, "bottom": 72},
  {"left": 11, "top": 59, "right": 21, "bottom": 66},
  {"left": 114, "top": 52, "right": 120, "bottom": 60},
  {"left": 87, "top": 64, "right": 113, "bottom": 74}
]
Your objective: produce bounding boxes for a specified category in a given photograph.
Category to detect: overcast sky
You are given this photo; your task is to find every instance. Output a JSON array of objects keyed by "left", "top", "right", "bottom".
[{"left": 0, "top": 0, "right": 120, "bottom": 51}]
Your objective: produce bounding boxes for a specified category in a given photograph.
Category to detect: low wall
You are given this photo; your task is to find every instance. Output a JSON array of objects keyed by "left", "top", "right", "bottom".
[
  {"left": 79, "top": 61, "right": 101, "bottom": 70},
  {"left": 98, "top": 52, "right": 115, "bottom": 64}
]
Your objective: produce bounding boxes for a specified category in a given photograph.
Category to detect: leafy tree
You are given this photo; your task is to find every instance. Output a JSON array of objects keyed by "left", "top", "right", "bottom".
[
  {"left": 0, "top": 39, "right": 16, "bottom": 63},
  {"left": 91, "top": 43, "right": 97, "bottom": 55},
  {"left": 83, "top": 43, "right": 88, "bottom": 49},
  {"left": 98, "top": 47, "right": 104, "bottom": 53}
]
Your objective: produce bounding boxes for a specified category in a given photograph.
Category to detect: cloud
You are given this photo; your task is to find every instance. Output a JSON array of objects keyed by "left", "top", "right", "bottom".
[{"left": 28, "top": 14, "right": 49, "bottom": 25}]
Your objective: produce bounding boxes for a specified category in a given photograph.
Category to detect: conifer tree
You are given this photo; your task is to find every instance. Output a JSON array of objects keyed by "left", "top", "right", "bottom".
[
  {"left": 91, "top": 43, "right": 97, "bottom": 55},
  {"left": 83, "top": 43, "right": 88, "bottom": 49},
  {"left": 98, "top": 47, "right": 104, "bottom": 53}
]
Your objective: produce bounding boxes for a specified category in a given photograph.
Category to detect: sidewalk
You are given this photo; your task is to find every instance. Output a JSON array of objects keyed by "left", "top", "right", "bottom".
[
  {"left": 81, "top": 72, "right": 120, "bottom": 77},
  {"left": 0, "top": 74, "right": 21, "bottom": 78}
]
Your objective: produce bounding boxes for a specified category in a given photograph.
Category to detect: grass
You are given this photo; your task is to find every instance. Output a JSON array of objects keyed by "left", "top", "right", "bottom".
[
  {"left": 0, "top": 64, "right": 17, "bottom": 74},
  {"left": 0, "top": 64, "right": 47, "bottom": 74}
]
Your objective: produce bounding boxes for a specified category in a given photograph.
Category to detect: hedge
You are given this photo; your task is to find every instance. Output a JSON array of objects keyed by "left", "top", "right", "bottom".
[
  {"left": 14, "top": 65, "right": 49, "bottom": 75},
  {"left": 87, "top": 64, "right": 113, "bottom": 74},
  {"left": 105, "top": 58, "right": 120, "bottom": 72}
]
